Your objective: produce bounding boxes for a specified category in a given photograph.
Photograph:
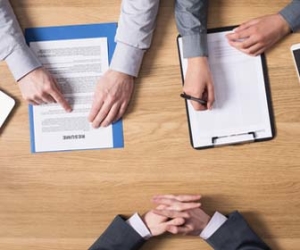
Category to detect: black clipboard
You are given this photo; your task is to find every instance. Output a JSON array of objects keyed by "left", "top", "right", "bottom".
[{"left": 177, "top": 26, "right": 275, "bottom": 150}]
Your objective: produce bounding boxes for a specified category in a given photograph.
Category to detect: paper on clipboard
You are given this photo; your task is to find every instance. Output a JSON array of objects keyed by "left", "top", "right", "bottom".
[{"left": 178, "top": 27, "right": 274, "bottom": 149}]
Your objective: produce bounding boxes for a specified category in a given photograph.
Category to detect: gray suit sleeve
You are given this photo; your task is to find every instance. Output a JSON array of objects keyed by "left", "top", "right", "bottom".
[
  {"left": 206, "top": 211, "right": 271, "bottom": 250},
  {"left": 88, "top": 215, "right": 146, "bottom": 250},
  {"left": 279, "top": 0, "right": 300, "bottom": 32},
  {"left": 175, "top": 0, "right": 209, "bottom": 58}
]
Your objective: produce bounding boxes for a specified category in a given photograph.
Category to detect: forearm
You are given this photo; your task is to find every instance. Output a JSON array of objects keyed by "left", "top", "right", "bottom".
[
  {"left": 175, "top": 0, "right": 208, "bottom": 58},
  {"left": 89, "top": 215, "right": 145, "bottom": 250},
  {"left": 279, "top": 0, "right": 300, "bottom": 32},
  {"left": 0, "top": 0, "right": 41, "bottom": 81},
  {"left": 206, "top": 211, "right": 271, "bottom": 250},
  {"left": 110, "top": 0, "right": 160, "bottom": 77}
]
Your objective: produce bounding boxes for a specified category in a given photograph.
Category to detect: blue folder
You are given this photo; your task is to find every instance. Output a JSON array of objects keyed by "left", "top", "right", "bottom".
[{"left": 25, "top": 23, "right": 124, "bottom": 152}]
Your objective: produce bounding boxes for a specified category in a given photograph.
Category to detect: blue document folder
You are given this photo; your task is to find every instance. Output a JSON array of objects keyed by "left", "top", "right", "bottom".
[{"left": 25, "top": 23, "right": 124, "bottom": 153}]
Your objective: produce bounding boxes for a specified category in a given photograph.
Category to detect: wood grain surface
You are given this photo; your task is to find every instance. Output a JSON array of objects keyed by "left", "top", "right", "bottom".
[{"left": 0, "top": 1, "right": 299, "bottom": 249}]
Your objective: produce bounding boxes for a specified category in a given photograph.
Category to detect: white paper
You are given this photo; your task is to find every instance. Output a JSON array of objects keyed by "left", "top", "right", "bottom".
[
  {"left": 179, "top": 31, "right": 273, "bottom": 148},
  {"left": 0, "top": 90, "right": 15, "bottom": 129},
  {"left": 29, "top": 38, "right": 114, "bottom": 152}
]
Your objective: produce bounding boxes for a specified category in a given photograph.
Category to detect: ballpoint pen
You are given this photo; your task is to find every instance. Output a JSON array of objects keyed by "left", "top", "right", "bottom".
[{"left": 180, "top": 92, "right": 207, "bottom": 106}]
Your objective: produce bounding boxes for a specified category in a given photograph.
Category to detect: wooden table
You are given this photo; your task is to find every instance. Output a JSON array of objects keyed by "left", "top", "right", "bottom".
[{"left": 1, "top": 1, "right": 300, "bottom": 249}]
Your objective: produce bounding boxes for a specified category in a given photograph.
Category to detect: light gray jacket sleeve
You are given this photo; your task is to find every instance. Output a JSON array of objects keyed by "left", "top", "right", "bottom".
[
  {"left": 279, "top": 0, "right": 300, "bottom": 32},
  {"left": 110, "top": 0, "right": 160, "bottom": 77},
  {"left": 0, "top": 0, "right": 41, "bottom": 81},
  {"left": 175, "top": 0, "right": 208, "bottom": 58}
]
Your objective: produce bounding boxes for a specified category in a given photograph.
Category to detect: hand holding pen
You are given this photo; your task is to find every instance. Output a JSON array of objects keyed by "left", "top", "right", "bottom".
[
  {"left": 180, "top": 92, "right": 207, "bottom": 106},
  {"left": 182, "top": 57, "right": 215, "bottom": 111}
]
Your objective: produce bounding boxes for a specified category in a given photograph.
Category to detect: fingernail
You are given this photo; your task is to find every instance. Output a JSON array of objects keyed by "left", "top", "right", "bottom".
[{"left": 92, "top": 124, "right": 99, "bottom": 129}]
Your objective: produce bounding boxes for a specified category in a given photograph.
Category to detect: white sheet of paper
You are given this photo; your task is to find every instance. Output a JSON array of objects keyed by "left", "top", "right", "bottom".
[
  {"left": 178, "top": 31, "right": 273, "bottom": 148},
  {"left": 0, "top": 90, "right": 15, "bottom": 129},
  {"left": 29, "top": 38, "right": 113, "bottom": 152}
]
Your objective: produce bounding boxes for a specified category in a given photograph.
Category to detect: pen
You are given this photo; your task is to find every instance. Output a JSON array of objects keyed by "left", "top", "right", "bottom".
[{"left": 180, "top": 93, "right": 207, "bottom": 105}]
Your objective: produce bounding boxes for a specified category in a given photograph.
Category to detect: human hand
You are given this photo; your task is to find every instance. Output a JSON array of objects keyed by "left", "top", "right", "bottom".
[
  {"left": 154, "top": 207, "right": 210, "bottom": 236},
  {"left": 88, "top": 69, "right": 134, "bottom": 128},
  {"left": 18, "top": 67, "right": 71, "bottom": 112},
  {"left": 226, "top": 14, "right": 291, "bottom": 56},
  {"left": 183, "top": 57, "right": 215, "bottom": 111},
  {"left": 152, "top": 194, "right": 210, "bottom": 236},
  {"left": 142, "top": 194, "right": 202, "bottom": 236},
  {"left": 141, "top": 205, "right": 185, "bottom": 236}
]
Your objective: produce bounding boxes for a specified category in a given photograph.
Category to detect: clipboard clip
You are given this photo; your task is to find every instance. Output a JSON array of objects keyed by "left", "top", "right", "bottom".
[{"left": 212, "top": 132, "right": 256, "bottom": 146}]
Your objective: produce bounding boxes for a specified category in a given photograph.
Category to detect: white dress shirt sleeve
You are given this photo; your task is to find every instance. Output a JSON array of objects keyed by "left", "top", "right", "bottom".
[
  {"left": 126, "top": 213, "right": 152, "bottom": 240},
  {"left": 0, "top": 0, "right": 41, "bottom": 81},
  {"left": 110, "top": 0, "right": 160, "bottom": 77},
  {"left": 200, "top": 211, "right": 228, "bottom": 240}
]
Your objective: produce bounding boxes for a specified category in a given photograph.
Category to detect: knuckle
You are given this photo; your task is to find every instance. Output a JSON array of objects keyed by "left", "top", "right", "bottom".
[
  {"left": 244, "top": 49, "right": 252, "bottom": 55},
  {"left": 247, "top": 49, "right": 256, "bottom": 56},
  {"left": 240, "top": 43, "right": 248, "bottom": 49},
  {"left": 22, "top": 94, "right": 30, "bottom": 101},
  {"left": 256, "top": 34, "right": 263, "bottom": 41},
  {"left": 32, "top": 93, "right": 41, "bottom": 99},
  {"left": 185, "top": 213, "right": 191, "bottom": 219},
  {"left": 106, "top": 93, "right": 118, "bottom": 103},
  {"left": 174, "top": 205, "right": 181, "bottom": 211},
  {"left": 119, "top": 107, "right": 126, "bottom": 116},
  {"left": 43, "top": 84, "right": 53, "bottom": 93},
  {"left": 24, "top": 96, "right": 31, "bottom": 102},
  {"left": 37, "top": 89, "right": 46, "bottom": 97}
]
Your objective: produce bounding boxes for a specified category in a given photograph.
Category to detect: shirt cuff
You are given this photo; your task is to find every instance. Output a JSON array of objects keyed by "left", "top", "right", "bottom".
[
  {"left": 5, "top": 44, "right": 42, "bottom": 81},
  {"left": 110, "top": 42, "right": 145, "bottom": 77},
  {"left": 200, "top": 211, "right": 227, "bottom": 240},
  {"left": 126, "top": 213, "right": 152, "bottom": 240},
  {"left": 182, "top": 33, "right": 208, "bottom": 58}
]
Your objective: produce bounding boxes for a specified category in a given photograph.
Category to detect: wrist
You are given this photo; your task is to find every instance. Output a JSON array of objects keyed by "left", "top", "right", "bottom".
[
  {"left": 187, "top": 57, "right": 209, "bottom": 69},
  {"left": 277, "top": 14, "right": 292, "bottom": 36},
  {"left": 200, "top": 212, "right": 227, "bottom": 239},
  {"left": 199, "top": 214, "right": 211, "bottom": 233},
  {"left": 106, "top": 69, "right": 134, "bottom": 80},
  {"left": 141, "top": 213, "right": 153, "bottom": 235},
  {"left": 127, "top": 213, "right": 152, "bottom": 240}
]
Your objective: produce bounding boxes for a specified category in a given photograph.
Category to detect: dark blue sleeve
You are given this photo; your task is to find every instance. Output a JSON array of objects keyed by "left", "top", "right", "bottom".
[
  {"left": 206, "top": 211, "right": 271, "bottom": 250},
  {"left": 88, "top": 215, "right": 146, "bottom": 250}
]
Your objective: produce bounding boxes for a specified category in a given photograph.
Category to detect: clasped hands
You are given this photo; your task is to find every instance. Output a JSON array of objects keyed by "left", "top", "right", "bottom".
[{"left": 141, "top": 194, "right": 211, "bottom": 237}]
